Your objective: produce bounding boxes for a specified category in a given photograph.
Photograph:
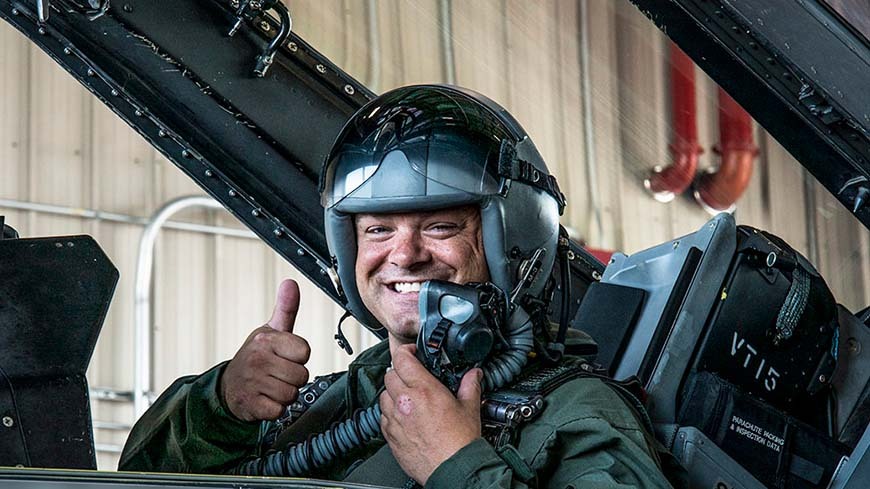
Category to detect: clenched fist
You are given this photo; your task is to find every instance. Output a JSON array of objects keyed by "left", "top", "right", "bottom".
[{"left": 220, "top": 279, "right": 311, "bottom": 422}]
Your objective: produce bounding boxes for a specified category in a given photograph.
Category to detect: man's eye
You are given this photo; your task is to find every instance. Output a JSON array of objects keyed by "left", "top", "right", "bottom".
[
  {"left": 366, "top": 226, "right": 390, "bottom": 235},
  {"left": 429, "top": 223, "right": 458, "bottom": 233}
]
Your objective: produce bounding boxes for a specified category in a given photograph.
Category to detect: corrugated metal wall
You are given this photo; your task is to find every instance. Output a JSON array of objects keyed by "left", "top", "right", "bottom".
[{"left": 1, "top": 0, "right": 868, "bottom": 470}]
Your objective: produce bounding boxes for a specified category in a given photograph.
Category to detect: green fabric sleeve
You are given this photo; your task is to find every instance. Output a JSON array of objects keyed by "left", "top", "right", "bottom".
[
  {"left": 118, "top": 362, "right": 261, "bottom": 474},
  {"left": 424, "top": 378, "right": 674, "bottom": 489}
]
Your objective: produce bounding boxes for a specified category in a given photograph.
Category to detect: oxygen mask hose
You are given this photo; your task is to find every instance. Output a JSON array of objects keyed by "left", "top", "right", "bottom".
[{"left": 233, "top": 403, "right": 383, "bottom": 476}]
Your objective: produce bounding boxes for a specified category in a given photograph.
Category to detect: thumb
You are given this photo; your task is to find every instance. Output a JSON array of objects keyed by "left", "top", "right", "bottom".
[
  {"left": 457, "top": 368, "right": 483, "bottom": 405},
  {"left": 267, "top": 279, "right": 300, "bottom": 332}
]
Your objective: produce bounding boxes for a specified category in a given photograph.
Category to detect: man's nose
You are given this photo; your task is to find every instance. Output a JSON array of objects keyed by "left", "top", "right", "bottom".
[{"left": 388, "top": 229, "right": 431, "bottom": 269}]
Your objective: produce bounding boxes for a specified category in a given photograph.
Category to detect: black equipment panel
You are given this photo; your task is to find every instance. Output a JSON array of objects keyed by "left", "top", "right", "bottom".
[{"left": 0, "top": 235, "right": 118, "bottom": 469}]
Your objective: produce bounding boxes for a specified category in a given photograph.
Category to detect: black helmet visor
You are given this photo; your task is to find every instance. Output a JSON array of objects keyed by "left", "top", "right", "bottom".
[{"left": 321, "top": 88, "right": 513, "bottom": 211}]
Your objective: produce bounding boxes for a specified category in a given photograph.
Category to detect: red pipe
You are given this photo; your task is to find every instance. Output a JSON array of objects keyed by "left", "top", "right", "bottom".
[
  {"left": 645, "top": 43, "right": 703, "bottom": 201},
  {"left": 694, "top": 88, "right": 757, "bottom": 213}
]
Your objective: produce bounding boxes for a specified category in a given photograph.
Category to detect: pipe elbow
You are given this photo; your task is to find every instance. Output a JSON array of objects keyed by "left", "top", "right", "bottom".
[
  {"left": 645, "top": 142, "right": 703, "bottom": 201},
  {"left": 694, "top": 147, "right": 756, "bottom": 213},
  {"left": 694, "top": 89, "right": 758, "bottom": 214}
]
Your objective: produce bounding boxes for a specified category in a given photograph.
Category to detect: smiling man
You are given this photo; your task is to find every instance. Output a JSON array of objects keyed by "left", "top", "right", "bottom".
[{"left": 120, "top": 85, "right": 677, "bottom": 489}]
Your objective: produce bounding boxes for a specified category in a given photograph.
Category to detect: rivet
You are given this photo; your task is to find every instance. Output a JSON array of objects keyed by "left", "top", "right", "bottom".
[
  {"left": 251, "top": 209, "right": 261, "bottom": 217},
  {"left": 87, "top": 69, "right": 96, "bottom": 77},
  {"left": 158, "top": 130, "right": 167, "bottom": 137},
  {"left": 204, "top": 169, "right": 214, "bottom": 177},
  {"left": 11, "top": 8, "right": 20, "bottom": 15},
  {"left": 181, "top": 150, "right": 191, "bottom": 158},
  {"left": 122, "top": 4, "right": 133, "bottom": 13},
  {"left": 320, "top": 268, "right": 327, "bottom": 275},
  {"left": 38, "top": 27, "right": 46, "bottom": 35},
  {"left": 316, "top": 64, "right": 326, "bottom": 74},
  {"left": 2, "top": 416, "right": 14, "bottom": 428},
  {"left": 273, "top": 228, "right": 283, "bottom": 237},
  {"left": 228, "top": 189, "right": 237, "bottom": 197},
  {"left": 134, "top": 110, "right": 143, "bottom": 117},
  {"left": 63, "top": 47, "right": 72, "bottom": 55},
  {"left": 344, "top": 84, "right": 355, "bottom": 95},
  {"left": 55, "top": 242, "right": 63, "bottom": 248},
  {"left": 819, "top": 374, "right": 827, "bottom": 383},
  {"left": 296, "top": 248, "right": 306, "bottom": 256},
  {"left": 67, "top": 242, "right": 74, "bottom": 247},
  {"left": 287, "top": 42, "right": 298, "bottom": 52},
  {"left": 111, "top": 89, "right": 119, "bottom": 96}
]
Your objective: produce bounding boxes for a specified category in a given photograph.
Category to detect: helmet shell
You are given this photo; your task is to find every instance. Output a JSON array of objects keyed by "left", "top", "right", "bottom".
[{"left": 321, "top": 85, "right": 563, "bottom": 332}]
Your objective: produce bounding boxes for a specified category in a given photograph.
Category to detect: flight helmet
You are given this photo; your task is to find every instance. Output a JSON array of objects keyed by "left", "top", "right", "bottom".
[{"left": 320, "top": 84, "right": 566, "bottom": 333}]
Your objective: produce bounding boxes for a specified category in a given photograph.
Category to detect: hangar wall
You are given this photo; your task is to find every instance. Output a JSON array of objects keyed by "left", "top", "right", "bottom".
[{"left": 0, "top": 0, "right": 867, "bottom": 470}]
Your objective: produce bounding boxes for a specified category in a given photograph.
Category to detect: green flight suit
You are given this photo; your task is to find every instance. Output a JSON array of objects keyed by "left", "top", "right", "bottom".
[{"left": 120, "top": 340, "right": 674, "bottom": 488}]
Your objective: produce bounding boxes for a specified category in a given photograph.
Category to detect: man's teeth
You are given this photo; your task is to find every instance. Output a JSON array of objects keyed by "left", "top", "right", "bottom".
[{"left": 392, "top": 282, "right": 422, "bottom": 293}]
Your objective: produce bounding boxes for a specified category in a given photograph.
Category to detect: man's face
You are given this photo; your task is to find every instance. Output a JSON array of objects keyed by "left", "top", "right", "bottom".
[{"left": 354, "top": 205, "right": 490, "bottom": 344}]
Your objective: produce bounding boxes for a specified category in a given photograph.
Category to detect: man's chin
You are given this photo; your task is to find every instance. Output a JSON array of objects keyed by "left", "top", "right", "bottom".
[{"left": 383, "top": 320, "right": 420, "bottom": 344}]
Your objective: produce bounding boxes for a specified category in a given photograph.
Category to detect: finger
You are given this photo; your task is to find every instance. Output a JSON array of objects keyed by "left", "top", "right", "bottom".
[
  {"left": 383, "top": 369, "right": 406, "bottom": 395},
  {"left": 268, "top": 279, "right": 300, "bottom": 332},
  {"left": 379, "top": 389, "right": 395, "bottom": 415},
  {"left": 258, "top": 376, "right": 300, "bottom": 405},
  {"left": 391, "top": 344, "right": 432, "bottom": 387},
  {"left": 457, "top": 368, "right": 484, "bottom": 405},
  {"left": 253, "top": 395, "right": 287, "bottom": 421},
  {"left": 270, "top": 333, "right": 311, "bottom": 364},
  {"left": 266, "top": 358, "right": 309, "bottom": 387}
]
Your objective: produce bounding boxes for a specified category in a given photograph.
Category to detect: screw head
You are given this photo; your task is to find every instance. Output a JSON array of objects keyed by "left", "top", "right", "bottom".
[
  {"left": 296, "top": 248, "right": 306, "bottom": 256},
  {"left": 63, "top": 47, "right": 72, "bottom": 55},
  {"left": 2, "top": 416, "right": 14, "bottom": 428},
  {"left": 260, "top": 21, "right": 271, "bottom": 31},
  {"left": 592, "top": 270, "right": 602, "bottom": 281},
  {"left": 111, "top": 89, "right": 119, "bottom": 96},
  {"left": 158, "top": 130, "right": 167, "bottom": 137},
  {"left": 273, "top": 228, "right": 283, "bottom": 237},
  {"left": 228, "top": 189, "right": 237, "bottom": 197},
  {"left": 317, "top": 380, "right": 329, "bottom": 390},
  {"left": 251, "top": 209, "right": 260, "bottom": 217},
  {"left": 819, "top": 374, "right": 827, "bottom": 383},
  {"left": 287, "top": 42, "right": 298, "bottom": 52},
  {"left": 204, "top": 169, "right": 214, "bottom": 177},
  {"left": 134, "top": 110, "right": 143, "bottom": 117},
  {"left": 38, "top": 27, "right": 46, "bottom": 35},
  {"left": 672, "top": 240, "right": 680, "bottom": 249},
  {"left": 11, "top": 8, "right": 20, "bottom": 15},
  {"left": 316, "top": 64, "right": 326, "bottom": 74},
  {"left": 344, "top": 84, "right": 355, "bottom": 95},
  {"left": 86, "top": 69, "right": 96, "bottom": 77}
]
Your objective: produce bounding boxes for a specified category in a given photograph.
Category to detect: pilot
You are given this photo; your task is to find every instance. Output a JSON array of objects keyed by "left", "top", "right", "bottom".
[{"left": 120, "top": 85, "right": 677, "bottom": 488}]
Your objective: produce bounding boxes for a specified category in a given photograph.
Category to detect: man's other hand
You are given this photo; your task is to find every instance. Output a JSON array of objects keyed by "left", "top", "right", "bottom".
[
  {"left": 220, "top": 279, "right": 311, "bottom": 422},
  {"left": 380, "top": 344, "right": 483, "bottom": 485}
]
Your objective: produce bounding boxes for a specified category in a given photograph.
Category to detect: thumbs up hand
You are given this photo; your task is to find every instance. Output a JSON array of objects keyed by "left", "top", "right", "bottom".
[{"left": 220, "top": 279, "right": 311, "bottom": 422}]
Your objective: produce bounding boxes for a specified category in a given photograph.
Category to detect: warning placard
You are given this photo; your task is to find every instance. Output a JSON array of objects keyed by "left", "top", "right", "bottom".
[{"left": 729, "top": 415, "right": 785, "bottom": 453}]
